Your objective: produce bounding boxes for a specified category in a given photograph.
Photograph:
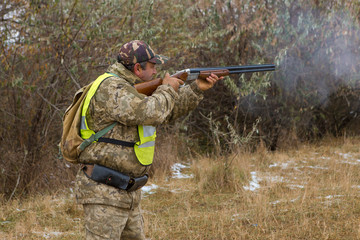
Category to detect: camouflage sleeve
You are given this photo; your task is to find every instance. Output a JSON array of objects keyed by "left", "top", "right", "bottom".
[
  {"left": 164, "top": 81, "right": 204, "bottom": 123},
  {"left": 97, "top": 78, "right": 179, "bottom": 126}
]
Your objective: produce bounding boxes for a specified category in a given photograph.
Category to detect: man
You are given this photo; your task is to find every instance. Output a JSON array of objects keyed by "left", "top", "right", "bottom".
[{"left": 75, "top": 40, "right": 221, "bottom": 239}]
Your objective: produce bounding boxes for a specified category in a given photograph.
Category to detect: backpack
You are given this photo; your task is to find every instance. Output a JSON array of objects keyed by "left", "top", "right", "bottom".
[
  {"left": 60, "top": 76, "right": 118, "bottom": 164},
  {"left": 60, "top": 82, "right": 94, "bottom": 164}
]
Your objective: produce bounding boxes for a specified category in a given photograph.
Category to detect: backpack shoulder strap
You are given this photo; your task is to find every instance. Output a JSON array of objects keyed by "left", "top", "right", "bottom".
[{"left": 79, "top": 122, "right": 117, "bottom": 151}]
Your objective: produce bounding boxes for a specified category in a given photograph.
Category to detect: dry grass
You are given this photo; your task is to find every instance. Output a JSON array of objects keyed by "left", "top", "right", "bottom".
[
  {"left": 0, "top": 191, "right": 83, "bottom": 239},
  {"left": 1, "top": 137, "right": 360, "bottom": 239},
  {"left": 143, "top": 136, "right": 360, "bottom": 239}
]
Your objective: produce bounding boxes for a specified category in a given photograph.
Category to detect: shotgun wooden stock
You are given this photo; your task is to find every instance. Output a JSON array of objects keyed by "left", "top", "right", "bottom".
[
  {"left": 134, "top": 78, "right": 163, "bottom": 96},
  {"left": 134, "top": 71, "right": 189, "bottom": 96}
]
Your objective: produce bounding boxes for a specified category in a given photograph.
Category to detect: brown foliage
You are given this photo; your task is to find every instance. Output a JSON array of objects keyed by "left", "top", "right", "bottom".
[{"left": 0, "top": 0, "right": 360, "bottom": 198}]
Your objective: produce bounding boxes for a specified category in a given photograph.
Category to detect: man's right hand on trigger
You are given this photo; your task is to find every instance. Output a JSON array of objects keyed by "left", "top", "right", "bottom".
[{"left": 162, "top": 73, "right": 184, "bottom": 92}]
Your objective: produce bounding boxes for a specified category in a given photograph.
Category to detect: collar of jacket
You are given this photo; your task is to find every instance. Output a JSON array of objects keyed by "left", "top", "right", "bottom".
[{"left": 106, "top": 62, "right": 142, "bottom": 86}]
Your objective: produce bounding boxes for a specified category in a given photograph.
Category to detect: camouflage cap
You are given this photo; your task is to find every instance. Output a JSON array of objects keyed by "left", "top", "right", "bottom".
[{"left": 117, "top": 40, "right": 169, "bottom": 65}]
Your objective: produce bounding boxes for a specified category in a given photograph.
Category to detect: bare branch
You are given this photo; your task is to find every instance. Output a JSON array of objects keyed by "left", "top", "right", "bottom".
[
  {"left": 62, "top": 61, "right": 81, "bottom": 89},
  {"left": 36, "top": 90, "right": 61, "bottom": 112}
]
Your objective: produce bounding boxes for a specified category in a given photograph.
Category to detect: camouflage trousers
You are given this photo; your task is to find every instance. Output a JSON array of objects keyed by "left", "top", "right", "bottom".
[{"left": 83, "top": 203, "right": 145, "bottom": 240}]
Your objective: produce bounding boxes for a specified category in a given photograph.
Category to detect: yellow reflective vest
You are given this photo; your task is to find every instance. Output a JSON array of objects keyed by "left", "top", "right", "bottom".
[{"left": 80, "top": 73, "right": 156, "bottom": 166}]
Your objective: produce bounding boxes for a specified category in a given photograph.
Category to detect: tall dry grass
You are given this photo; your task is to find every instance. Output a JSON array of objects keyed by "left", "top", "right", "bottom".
[
  {"left": 1, "top": 137, "right": 360, "bottom": 239},
  {"left": 143, "top": 136, "right": 360, "bottom": 239}
]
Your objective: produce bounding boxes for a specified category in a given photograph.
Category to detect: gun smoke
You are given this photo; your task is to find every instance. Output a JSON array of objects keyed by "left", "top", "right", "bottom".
[
  {"left": 276, "top": 9, "right": 360, "bottom": 105},
  {"left": 234, "top": 6, "right": 360, "bottom": 147}
]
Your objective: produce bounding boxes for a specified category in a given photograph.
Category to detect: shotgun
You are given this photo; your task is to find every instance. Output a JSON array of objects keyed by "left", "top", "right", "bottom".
[{"left": 135, "top": 64, "right": 276, "bottom": 96}]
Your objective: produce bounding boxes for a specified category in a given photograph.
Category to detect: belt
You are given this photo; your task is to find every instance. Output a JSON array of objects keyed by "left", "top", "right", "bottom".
[{"left": 81, "top": 164, "right": 148, "bottom": 192}]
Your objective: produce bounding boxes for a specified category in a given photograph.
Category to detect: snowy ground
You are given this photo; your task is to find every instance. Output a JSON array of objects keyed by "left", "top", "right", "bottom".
[
  {"left": 14, "top": 150, "right": 360, "bottom": 238},
  {"left": 143, "top": 151, "right": 360, "bottom": 197},
  {"left": 242, "top": 151, "right": 360, "bottom": 203},
  {"left": 142, "top": 163, "right": 194, "bottom": 196}
]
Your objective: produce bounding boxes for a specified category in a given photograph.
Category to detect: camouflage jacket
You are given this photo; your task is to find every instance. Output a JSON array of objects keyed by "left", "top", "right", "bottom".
[{"left": 75, "top": 62, "right": 203, "bottom": 208}]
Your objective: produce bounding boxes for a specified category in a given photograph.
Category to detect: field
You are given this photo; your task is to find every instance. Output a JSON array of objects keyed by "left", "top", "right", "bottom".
[{"left": 1, "top": 137, "right": 360, "bottom": 239}]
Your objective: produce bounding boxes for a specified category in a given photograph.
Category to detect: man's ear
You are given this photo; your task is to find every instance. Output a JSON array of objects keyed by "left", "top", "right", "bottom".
[{"left": 133, "top": 63, "right": 141, "bottom": 76}]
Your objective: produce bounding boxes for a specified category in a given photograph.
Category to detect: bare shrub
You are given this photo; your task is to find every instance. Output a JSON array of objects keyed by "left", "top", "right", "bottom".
[
  {"left": 1, "top": 0, "right": 360, "bottom": 198},
  {"left": 193, "top": 154, "right": 250, "bottom": 193}
]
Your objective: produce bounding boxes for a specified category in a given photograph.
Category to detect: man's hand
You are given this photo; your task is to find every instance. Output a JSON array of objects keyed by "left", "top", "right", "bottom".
[
  {"left": 196, "top": 74, "right": 223, "bottom": 91},
  {"left": 162, "top": 73, "right": 184, "bottom": 92}
]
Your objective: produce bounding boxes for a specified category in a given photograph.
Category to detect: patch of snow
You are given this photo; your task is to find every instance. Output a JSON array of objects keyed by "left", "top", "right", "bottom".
[
  {"left": 337, "top": 152, "right": 352, "bottom": 159},
  {"left": 270, "top": 197, "right": 300, "bottom": 205},
  {"left": 341, "top": 161, "right": 357, "bottom": 165},
  {"left": 269, "top": 162, "right": 291, "bottom": 169},
  {"left": 16, "top": 208, "right": 27, "bottom": 212},
  {"left": 170, "top": 188, "right": 185, "bottom": 194},
  {"left": 269, "top": 163, "right": 279, "bottom": 168},
  {"left": 32, "top": 231, "right": 65, "bottom": 239},
  {"left": 288, "top": 184, "right": 305, "bottom": 189},
  {"left": 141, "top": 184, "right": 158, "bottom": 196},
  {"left": 270, "top": 200, "right": 282, "bottom": 205},
  {"left": 171, "top": 163, "right": 194, "bottom": 179},
  {"left": 231, "top": 213, "right": 248, "bottom": 221},
  {"left": 231, "top": 213, "right": 242, "bottom": 221},
  {"left": 306, "top": 166, "right": 328, "bottom": 170},
  {"left": 267, "top": 175, "right": 284, "bottom": 182},
  {"left": 324, "top": 195, "right": 344, "bottom": 199},
  {"left": 243, "top": 171, "right": 261, "bottom": 191}
]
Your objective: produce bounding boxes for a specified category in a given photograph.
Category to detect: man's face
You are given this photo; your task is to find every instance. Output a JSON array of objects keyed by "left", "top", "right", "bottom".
[{"left": 137, "top": 62, "right": 157, "bottom": 81}]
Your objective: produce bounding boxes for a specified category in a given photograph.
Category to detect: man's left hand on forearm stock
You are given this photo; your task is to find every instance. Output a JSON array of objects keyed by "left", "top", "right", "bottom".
[{"left": 195, "top": 73, "right": 224, "bottom": 91}]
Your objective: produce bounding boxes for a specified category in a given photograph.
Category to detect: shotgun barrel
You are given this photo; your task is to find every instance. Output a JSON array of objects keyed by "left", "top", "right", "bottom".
[
  {"left": 135, "top": 64, "right": 276, "bottom": 95},
  {"left": 185, "top": 64, "right": 276, "bottom": 80},
  {"left": 189, "top": 64, "right": 275, "bottom": 73}
]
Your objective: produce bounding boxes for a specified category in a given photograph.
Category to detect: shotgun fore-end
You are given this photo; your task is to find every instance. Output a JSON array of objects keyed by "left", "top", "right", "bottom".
[{"left": 198, "top": 69, "right": 230, "bottom": 80}]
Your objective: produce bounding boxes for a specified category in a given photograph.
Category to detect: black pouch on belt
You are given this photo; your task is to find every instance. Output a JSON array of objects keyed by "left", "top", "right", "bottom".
[
  {"left": 127, "top": 174, "right": 149, "bottom": 192},
  {"left": 87, "top": 164, "right": 148, "bottom": 191},
  {"left": 90, "top": 164, "right": 131, "bottom": 190}
]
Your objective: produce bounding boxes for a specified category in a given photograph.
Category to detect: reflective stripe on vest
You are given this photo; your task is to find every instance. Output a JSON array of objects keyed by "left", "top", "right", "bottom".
[
  {"left": 80, "top": 73, "right": 156, "bottom": 166},
  {"left": 134, "top": 125, "right": 156, "bottom": 165}
]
